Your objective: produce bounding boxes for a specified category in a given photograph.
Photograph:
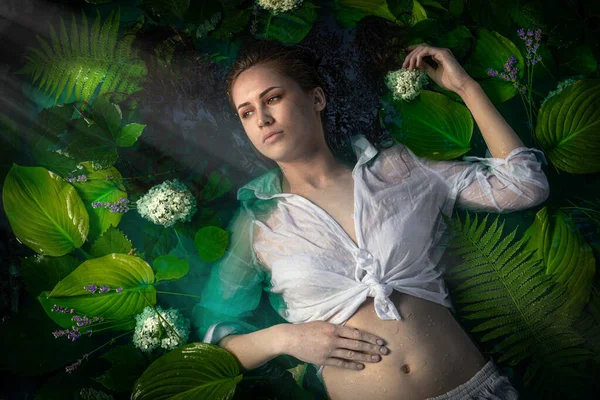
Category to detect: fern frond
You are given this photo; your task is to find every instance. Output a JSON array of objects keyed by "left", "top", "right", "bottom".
[
  {"left": 16, "top": 8, "right": 146, "bottom": 105},
  {"left": 442, "top": 210, "right": 593, "bottom": 399}
]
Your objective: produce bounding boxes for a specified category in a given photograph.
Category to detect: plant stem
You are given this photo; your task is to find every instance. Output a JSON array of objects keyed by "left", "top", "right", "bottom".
[
  {"left": 90, "top": 318, "right": 135, "bottom": 335},
  {"left": 155, "top": 290, "right": 202, "bottom": 299},
  {"left": 88, "top": 329, "right": 134, "bottom": 357}
]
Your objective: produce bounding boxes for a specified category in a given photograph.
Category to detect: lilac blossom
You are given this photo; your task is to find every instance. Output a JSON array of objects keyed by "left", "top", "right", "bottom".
[
  {"left": 84, "top": 284, "right": 97, "bottom": 293},
  {"left": 91, "top": 198, "right": 130, "bottom": 213},
  {"left": 116, "top": 287, "right": 123, "bottom": 293},
  {"left": 66, "top": 174, "right": 87, "bottom": 183},
  {"left": 98, "top": 285, "right": 111, "bottom": 294},
  {"left": 52, "top": 305, "right": 75, "bottom": 314},
  {"left": 65, "top": 353, "right": 89, "bottom": 374}
]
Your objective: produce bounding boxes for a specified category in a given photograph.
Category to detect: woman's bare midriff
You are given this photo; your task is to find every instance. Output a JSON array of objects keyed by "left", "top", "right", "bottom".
[
  {"left": 321, "top": 291, "right": 488, "bottom": 400},
  {"left": 280, "top": 167, "right": 488, "bottom": 399}
]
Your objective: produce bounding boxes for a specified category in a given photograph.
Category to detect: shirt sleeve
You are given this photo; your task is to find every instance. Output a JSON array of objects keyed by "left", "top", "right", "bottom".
[
  {"left": 398, "top": 142, "right": 551, "bottom": 213},
  {"left": 193, "top": 204, "right": 268, "bottom": 345}
]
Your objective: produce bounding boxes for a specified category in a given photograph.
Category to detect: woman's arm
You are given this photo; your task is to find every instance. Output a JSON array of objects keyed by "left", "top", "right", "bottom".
[
  {"left": 217, "top": 324, "right": 289, "bottom": 372},
  {"left": 457, "top": 80, "right": 525, "bottom": 159}
]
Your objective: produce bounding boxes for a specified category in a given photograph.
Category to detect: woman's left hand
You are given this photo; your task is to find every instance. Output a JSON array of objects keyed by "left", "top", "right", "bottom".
[{"left": 402, "top": 43, "right": 475, "bottom": 95}]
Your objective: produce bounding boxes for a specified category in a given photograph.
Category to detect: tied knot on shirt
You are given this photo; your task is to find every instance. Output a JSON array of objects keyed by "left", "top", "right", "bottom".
[{"left": 355, "top": 249, "right": 402, "bottom": 320}]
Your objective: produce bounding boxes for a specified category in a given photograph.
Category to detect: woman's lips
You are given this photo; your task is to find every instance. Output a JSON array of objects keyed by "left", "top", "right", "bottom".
[{"left": 264, "top": 132, "right": 283, "bottom": 144}]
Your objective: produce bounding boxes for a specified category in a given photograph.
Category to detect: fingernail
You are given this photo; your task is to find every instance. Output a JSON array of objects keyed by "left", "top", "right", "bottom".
[{"left": 377, "top": 339, "right": 384, "bottom": 345}]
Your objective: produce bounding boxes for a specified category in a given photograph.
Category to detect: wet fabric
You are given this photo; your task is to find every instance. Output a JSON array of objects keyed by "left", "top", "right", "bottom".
[
  {"left": 424, "top": 356, "right": 519, "bottom": 399},
  {"left": 192, "top": 133, "right": 549, "bottom": 378}
]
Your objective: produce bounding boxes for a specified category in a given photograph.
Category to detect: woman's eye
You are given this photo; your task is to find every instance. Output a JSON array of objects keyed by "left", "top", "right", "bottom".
[{"left": 241, "top": 96, "right": 281, "bottom": 119}]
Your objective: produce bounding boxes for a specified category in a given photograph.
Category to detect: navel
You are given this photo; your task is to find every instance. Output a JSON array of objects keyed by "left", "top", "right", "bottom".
[{"left": 401, "top": 364, "right": 411, "bottom": 374}]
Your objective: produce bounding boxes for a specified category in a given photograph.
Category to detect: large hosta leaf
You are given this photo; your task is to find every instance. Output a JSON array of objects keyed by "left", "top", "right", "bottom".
[
  {"left": 466, "top": 28, "right": 525, "bottom": 104},
  {"left": 72, "top": 161, "right": 127, "bottom": 242},
  {"left": 132, "top": 342, "right": 243, "bottom": 400},
  {"left": 256, "top": 1, "right": 319, "bottom": 44},
  {"left": 2, "top": 164, "right": 89, "bottom": 256},
  {"left": 38, "top": 253, "right": 156, "bottom": 329},
  {"left": 522, "top": 206, "right": 596, "bottom": 316},
  {"left": 381, "top": 90, "right": 473, "bottom": 160},
  {"left": 535, "top": 79, "right": 600, "bottom": 174}
]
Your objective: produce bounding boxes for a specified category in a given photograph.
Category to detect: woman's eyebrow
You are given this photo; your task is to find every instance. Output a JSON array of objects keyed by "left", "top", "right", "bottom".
[{"left": 237, "top": 86, "right": 282, "bottom": 111}]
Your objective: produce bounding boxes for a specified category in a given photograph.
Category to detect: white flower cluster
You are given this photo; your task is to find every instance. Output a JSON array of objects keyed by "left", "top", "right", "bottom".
[
  {"left": 196, "top": 11, "right": 221, "bottom": 38},
  {"left": 384, "top": 67, "right": 430, "bottom": 102},
  {"left": 132, "top": 305, "right": 191, "bottom": 353},
  {"left": 136, "top": 179, "right": 197, "bottom": 228},
  {"left": 257, "top": 0, "right": 304, "bottom": 15}
]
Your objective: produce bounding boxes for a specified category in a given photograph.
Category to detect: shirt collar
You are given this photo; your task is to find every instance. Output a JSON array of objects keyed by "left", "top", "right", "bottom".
[{"left": 237, "top": 133, "right": 379, "bottom": 202}]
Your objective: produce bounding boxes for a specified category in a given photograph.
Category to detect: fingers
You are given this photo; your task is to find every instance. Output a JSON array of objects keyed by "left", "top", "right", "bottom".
[
  {"left": 336, "top": 337, "right": 390, "bottom": 356},
  {"left": 337, "top": 326, "right": 386, "bottom": 346},
  {"left": 329, "top": 348, "right": 382, "bottom": 363}
]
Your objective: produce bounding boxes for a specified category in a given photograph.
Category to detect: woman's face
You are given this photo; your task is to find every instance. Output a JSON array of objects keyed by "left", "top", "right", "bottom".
[{"left": 231, "top": 63, "right": 326, "bottom": 163}]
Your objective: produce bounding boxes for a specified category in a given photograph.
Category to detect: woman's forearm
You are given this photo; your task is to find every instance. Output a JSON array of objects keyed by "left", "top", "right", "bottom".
[
  {"left": 457, "top": 80, "right": 526, "bottom": 159},
  {"left": 217, "top": 323, "right": 290, "bottom": 372}
]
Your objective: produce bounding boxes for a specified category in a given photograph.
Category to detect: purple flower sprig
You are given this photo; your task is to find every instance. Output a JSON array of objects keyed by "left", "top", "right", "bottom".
[
  {"left": 84, "top": 284, "right": 123, "bottom": 294},
  {"left": 517, "top": 28, "right": 542, "bottom": 66},
  {"left": 65, "top": 174, "right": 87, "bottom": 183},
  {"left": 66, "top": 353, "right": 89, "bottom": 374},
  {"left": 63, "top": 324, "right": 134, "bottom": 374},
  {"left": 91, "top": 198, "right": 131, "bottom": 213},
  {"left": 487, "top": 27, "right": 544, "bottom": 143},
  {"left": 52, "top": 305, "right": 75, "bottom": 314}
]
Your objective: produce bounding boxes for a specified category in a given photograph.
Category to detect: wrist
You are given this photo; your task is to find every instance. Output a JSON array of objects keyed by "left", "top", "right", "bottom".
[
  {"left": 272, "top": 323, "right": 294, "bottom": 356},
  {"left": 456, "top": 78, "right": 480, "bottom": 98}
]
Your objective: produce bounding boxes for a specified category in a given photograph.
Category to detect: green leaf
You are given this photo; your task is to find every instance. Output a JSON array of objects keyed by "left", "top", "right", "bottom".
[
  {"left": 198, "top": 170, "right": 233, "bottom": 202},
  {"left": 35, "top": 150, "right": 79, "bottom": 178},
  {"left": 117, "top": 123, "right": 145, "bottom": 147},
  {"left": 535, "top": 79, "right": 600, "bottom": 174},
  {"left": 256, "top": 1, "right": 320, "bottom": 44},
  {"left": 90, "top": 226, "right": 133, "bottom": 258},
  {"left": 131, "top": 342, "right": 243, "bottom": 400},
  {"left": 331, "top": 0, "right": 401, "bottom": 28},
  {"left": 72, "top": 161, "right": 128, "bottom": 242},
  {"left": 153, "top": 254, "right": 190, "bottom": 282},
  {"left": 63, "top": 118, "right": 119, "bottom": 168},
  {"left": 93, "top": 97, "right": 123, "bottom": 138},
  {"left": 143, "top": 223, "right": 178, "bottom": 265},
  {"left": 194, "top": 226, "right": 229, "bottom": 262},
  {"left": 19, "top": 254, "right": 80, "bottom": 298},
  {"left": 522, "top": 207, "right": 596, "bottom": 316},
  {"left": 381, "top": 90, "right": 473, "bottom": 160},
  {"left": 37, "top": 253, "right": 156, "bottom": 329},
  {"left": 466, "top": 28, "right": 524, "bottom": 103},
  {"left": 2, "top": 164, "right": 89, "bottom": 256},
  {"left": 16, "top": 9, "right": 146, "bottom": 106},
  {"left": 95, "top": 345, "right": 148, "bottom": 392}
]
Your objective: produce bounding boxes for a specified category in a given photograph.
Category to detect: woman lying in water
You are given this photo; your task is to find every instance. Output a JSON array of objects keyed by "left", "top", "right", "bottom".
[{"left": 193, "top": 39, "right": 549, "bottom": 399}]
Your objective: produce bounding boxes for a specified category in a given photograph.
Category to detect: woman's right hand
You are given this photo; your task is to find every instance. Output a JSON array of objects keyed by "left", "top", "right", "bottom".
[{"left": 284, "top": 321, "right": 390, "bottom": 370}]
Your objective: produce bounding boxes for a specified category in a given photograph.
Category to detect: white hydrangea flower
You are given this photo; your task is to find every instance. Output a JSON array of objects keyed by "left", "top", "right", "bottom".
[
  {"left": 257, "top": 0, "right": 304, "bottom": 15},
  {"left": 384, "top": 67, "right": 430, "bottom": 102},
  {"left": 136, "top": 179, "right": 197, "bottom": 228},
  {"left": 132, "top": 305, "right": 191, "bottom": 353}
]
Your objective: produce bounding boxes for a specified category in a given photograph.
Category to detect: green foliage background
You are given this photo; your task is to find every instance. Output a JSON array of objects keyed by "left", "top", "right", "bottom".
[{"left": 1, "top": 0, "right": 600, "bottom": 399}]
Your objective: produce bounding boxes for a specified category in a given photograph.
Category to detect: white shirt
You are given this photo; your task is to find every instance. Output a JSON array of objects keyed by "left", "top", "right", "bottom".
[{"left": 194, "top": 133, "right": 549, "bottom": 378}]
